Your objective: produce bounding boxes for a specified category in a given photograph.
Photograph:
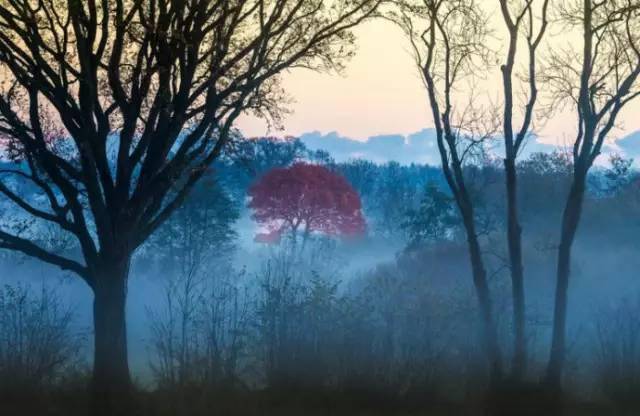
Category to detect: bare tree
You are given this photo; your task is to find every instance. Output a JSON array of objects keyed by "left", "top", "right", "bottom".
[
  {"left": 0, "top": 0, "right": 381, "bottom": 413},
  {"left": 543, "top": 0, "right": 640, "bottom": 388},
  {"left": 391, "top": 0, "right": 504, "bottom": 384},
  {"left": 147, "top": 175, "right": 244, "bottom": 394},
  {"left": 497, "top": 0, "right": 550, "bottom": 380},
  {"left": 148, "top": 266, "right": 250, "bottom": 394}
]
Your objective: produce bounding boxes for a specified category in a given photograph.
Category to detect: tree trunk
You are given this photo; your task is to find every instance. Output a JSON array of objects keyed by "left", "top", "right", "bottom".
[
  {"left": 545, "top": 174, "right": 586, "bottom": 388},
  {"left": 461, "top": 209, "right": 503, "bottom": 384},
  {"left": 91, "top": 258, "right": 133, "bottom": 416},
  {"left": 505, "top": 159, "right": 526, "bottom": 380}
]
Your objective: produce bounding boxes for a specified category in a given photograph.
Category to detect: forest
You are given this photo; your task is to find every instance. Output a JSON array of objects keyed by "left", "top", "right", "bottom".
[
  {"left": 2, "top": 137, "right": 640, "bottom": 415},
  {"left": 1, "top": 0, "right": 640, "bottom": 415}
]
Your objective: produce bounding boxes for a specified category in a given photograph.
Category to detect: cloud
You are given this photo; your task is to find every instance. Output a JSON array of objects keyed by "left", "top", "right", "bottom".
[
  {"left": 300, "top": 129, "right": 559, "bottom": 165},
  {"left": 615, "top": 131, "right": 640, "bottom": 161}
]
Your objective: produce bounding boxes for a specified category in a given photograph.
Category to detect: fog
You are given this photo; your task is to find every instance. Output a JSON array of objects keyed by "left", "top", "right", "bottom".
[{"left": 2, "top": 137, "right": 640, "bottom": 414}]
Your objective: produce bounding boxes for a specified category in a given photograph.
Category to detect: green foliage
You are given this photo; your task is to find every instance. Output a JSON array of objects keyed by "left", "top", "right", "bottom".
[{"left": 402, "top": 182, "right": 459, "bottom": 248}]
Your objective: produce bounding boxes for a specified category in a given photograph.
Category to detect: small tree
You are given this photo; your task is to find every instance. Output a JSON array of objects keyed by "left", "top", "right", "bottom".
[
  {"left": 402, "top": 182, "right": 460, "bottom": 249},
  {"left": 249, "top": 162, "right": 366, "bottom": 250},
  {"left": 146, "top": 173, "right": 244, "bottom": 393}
]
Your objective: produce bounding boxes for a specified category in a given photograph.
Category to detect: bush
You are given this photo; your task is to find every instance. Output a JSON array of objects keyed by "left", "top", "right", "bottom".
[
  {"left": 594, "top": 297, "right": 640, "bottom": 409},
  {"left": 0, "top": 284, "right": 85, "bottom": 395}
]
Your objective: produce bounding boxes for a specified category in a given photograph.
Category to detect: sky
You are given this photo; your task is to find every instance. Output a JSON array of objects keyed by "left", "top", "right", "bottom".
[{"left": 236, "top": 18, "right": 640, "bottom": 146}]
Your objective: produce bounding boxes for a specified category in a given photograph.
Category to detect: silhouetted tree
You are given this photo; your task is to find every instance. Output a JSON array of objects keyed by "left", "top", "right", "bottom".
[
  {"left": 497, "top": 0, "right": 550, "bottom": 380},
  {"left": 392, "top": 0, "right": 504, "bottom": 383},
  {"left": 543, "top": 0, "right": 640, "bottom": 388},
  {"left": 0, "top": 0, "right": 381, "bottom": 413}
]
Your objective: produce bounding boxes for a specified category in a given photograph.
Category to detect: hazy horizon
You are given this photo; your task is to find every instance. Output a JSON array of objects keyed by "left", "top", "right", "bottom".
[{"left": 237, "top": 19, "right": 640, "bottom": 147}]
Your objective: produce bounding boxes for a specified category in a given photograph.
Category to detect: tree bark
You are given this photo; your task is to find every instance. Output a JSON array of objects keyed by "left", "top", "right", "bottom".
[
  {"left": 91, "top": 257, "right": 133, "bottom": 416},
  {"left": 505, "top": 159, "right": 526, "bottom": 380},
  {"left": 545, "top": 172, "right": 587, "bottom": 388}
]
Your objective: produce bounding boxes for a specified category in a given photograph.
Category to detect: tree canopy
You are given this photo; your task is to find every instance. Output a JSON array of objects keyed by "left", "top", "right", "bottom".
[{"left": 249, "top": 162, "right": 366, "bottom": 244}]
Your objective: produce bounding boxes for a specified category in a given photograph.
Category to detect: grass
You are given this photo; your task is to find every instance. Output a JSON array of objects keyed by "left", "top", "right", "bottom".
[{"left": 0, "top": 386, "right": 628, "bottom": 416}]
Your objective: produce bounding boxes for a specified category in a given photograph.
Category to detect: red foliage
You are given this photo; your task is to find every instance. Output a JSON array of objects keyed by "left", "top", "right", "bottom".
[{"left": 249, "top": 163, "right": 366, "bottom": 242}]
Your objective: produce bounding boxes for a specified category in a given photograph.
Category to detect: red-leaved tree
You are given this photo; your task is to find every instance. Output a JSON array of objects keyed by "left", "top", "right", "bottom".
[{"left": 249, "top": 163, "right": 365, "bottom": 247}]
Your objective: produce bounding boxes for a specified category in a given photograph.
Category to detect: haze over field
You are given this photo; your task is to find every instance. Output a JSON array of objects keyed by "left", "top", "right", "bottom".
[{"left": 3, "top": 1, "right": 640, "bottom": 416}]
